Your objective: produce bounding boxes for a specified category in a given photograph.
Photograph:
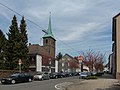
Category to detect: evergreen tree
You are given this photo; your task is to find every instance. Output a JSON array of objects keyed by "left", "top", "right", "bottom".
[
  {"left": 5, "top": 15, "right": 19, "bottom": 69},
  {"left": 19, "top": 16, "right": 29, "bottom": 70},
  {"left": 56, "top": 52, "right": 63, "bottom": 61},
  {"left": 0, "top": 29, "right": 6, "bottom": 69},
  {"left": 3, "top": 15, "right": 29, "bottom": 70}
]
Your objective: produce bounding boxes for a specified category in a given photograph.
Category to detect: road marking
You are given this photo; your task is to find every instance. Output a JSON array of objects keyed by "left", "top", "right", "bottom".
[
  {"left": 55, "top": 82, "right": 73, "bottom": 90},
  {"left": 55, "top": 84, "right": 61, "bottom": 90}
]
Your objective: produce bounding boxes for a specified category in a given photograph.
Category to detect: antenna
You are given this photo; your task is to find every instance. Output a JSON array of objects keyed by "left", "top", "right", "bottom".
[{"left": 42, "top": 29, "right": 48, "bottom": 34}]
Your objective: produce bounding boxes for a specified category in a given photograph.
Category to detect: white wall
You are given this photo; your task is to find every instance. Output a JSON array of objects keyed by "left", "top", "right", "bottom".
[
  {"left": 36, "top": 55, "right": 42, "bottom": 72},
  {"left": 55, "top": 60, "right": 58, "bottom": 72}
]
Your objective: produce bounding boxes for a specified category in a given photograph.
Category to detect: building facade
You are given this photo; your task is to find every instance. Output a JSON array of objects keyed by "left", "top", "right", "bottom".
[
  {"left": 28, "top": 14, "right": 56, "bottom": 73},
  {"left": 58, "top": 54, "right": 79, "bottom": 73},
  {"left": 112, "top": 13, "right": 120, "bottom": 79}
]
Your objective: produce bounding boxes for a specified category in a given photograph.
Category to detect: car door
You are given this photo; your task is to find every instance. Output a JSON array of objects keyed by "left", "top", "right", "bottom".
[
  {"left": 23, "top": 73, "right": 29, "bottom": 82},
  {"left": 17, "top": 74, "right": 24, "bottom": 83},
  {"left": 19, "top": 73, "right": 26, "bottom": 82},
  {"left": 44, "top": 72, "right": 48, "bottom": 79}
]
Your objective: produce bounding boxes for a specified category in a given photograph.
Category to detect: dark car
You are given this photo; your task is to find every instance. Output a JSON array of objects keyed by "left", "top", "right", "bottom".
[
  {"left": 74, "top": 72, "right": 80, "bottom": 76},
  {"left": 60, "top": 72, "right": 67, "bottom": 77},
  {"left": 63, "top": 72, "right": 72, "bottom": 77},
  {"left": 1, "top": 73, "right": 33, "bottom": 84},
  {"left": 49, "top": 72, "right": 63, "bottom": 79},
  {"left": 96, "top": 72, "right": 104, "bottom": 76}
]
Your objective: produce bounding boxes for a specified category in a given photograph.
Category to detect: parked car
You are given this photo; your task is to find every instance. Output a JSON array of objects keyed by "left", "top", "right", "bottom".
[
  {"left": 34, "top": 72, "right": 50, "bottom": 80},
  {"left": 96, "top": 71, "right": 104, "bottom": 76},
  {"left": 63, "top": 72, "right": 70, "bottom": 77},
  {"left": 0, "top": 78, "right": 2, "bottom": 83},
  {"left": 49, "top": 72, "right": 63, "bottom": 79},
  {"left": 68, "top": 72, "right": 74, "bottom": 76},
  {"left": 74, "top": 72, "right": 80, "bottom": 76},
  {"left": 91, "top": 72, "right": 97, "bottom": 76},
  {"left": 1, "top": 73, "right": 33, "bottom": 84},
  {"left": 79, "top": 72, "right": 91, "bottom": 79},
  {"left": 63, "top": 72, "right": 74, "bottom": 77}
]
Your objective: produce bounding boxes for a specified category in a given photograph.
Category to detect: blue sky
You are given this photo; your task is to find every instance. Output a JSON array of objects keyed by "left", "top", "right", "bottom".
[{"left": 0, "top": 0, "right": 120, "bottom": 63}]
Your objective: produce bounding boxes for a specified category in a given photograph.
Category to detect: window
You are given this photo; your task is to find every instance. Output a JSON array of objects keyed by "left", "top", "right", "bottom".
[{"left": 46, "top": 39, "right": 48, "bottom": 44}]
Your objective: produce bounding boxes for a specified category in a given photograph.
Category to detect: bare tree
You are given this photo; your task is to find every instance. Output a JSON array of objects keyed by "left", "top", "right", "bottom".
[{"left": 82, "top": 50, "right": 105, "bottom": 72}]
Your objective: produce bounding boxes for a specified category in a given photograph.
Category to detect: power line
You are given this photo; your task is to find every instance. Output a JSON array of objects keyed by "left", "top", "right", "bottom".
[
  {"left": 55, "top": 36, "right": 81, "bottom": 54},
  {"left": 0, "top": 2, "right": 43, "bottom": 29},
  {"left": 0, "top": 2, "right": 81, "bottom": 55},
  {"left": 0, "top": 2, "right": 111, "bottom": 56}
]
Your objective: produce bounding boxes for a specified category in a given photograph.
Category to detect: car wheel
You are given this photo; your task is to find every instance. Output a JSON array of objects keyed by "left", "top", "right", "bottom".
[
  {"left": 55, "top": 76, "right": 58, "bottom": 79},
  {"left": 48, "top": 77, "right": 50, "bottom": 80},
  {"left": 41, "top": 78, "right": 43, "bottom": 81},
  {"left": 11, "top": 80, "right": 15, "bottom": 84},
  {"left": 28, "top": 78, "right": 32, "bottom": 82}
]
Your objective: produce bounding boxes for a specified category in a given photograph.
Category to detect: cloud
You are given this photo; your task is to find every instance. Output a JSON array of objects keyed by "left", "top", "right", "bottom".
[
  {"left": 0, "top": 0, "right": 120, "bottom": 60},
  {"left": 58, "top": 22, "right": 99, "bottom": 41}
]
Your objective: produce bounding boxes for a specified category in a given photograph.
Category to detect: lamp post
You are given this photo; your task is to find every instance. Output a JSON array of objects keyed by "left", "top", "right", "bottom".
[
  {"left": 62, "top": 58, "right": 65, "bottom": 72},
  {"left": 18, "top": 59, "right": 22, "bottom": 73},
  {"left": 78, "top": 56, "right": 84, "bottom": 72}
]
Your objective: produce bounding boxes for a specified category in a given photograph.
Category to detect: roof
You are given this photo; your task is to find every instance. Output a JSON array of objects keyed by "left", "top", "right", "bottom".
[
  {"left": 62, "top": 53, "right": 79, "bottom": 63},
  {"left": 43, "top": 13, "right": 55, "bottom": 40},
  {"left": 113, "top": 13, "right": 120, "bottom": 19},
  {"left": 28, "top": 44, "right": 50, "bottom": 57},
  {"left": 28, "top": 44, "right": 54, "bottom": 66}
]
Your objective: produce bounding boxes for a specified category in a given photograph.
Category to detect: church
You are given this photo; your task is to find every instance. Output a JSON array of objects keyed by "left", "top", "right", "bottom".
[{"left": 28, "top": 14, "right": 56, "bottom": 73}]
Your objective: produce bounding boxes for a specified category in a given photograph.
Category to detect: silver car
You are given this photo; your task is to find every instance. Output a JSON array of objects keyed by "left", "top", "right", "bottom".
[
  {"left": 34, "top": 72, "right": 50, "bottom": 80},
  {"left": 79, "top": 72, "right": 91, "bottom": 79}
]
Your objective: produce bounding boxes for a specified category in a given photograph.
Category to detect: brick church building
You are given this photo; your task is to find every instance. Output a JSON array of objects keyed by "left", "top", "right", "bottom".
[{"left": 28, "top": 14, "right": 56, "bottom": 73}]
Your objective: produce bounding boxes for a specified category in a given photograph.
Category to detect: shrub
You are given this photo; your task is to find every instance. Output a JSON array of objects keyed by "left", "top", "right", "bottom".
[{"left": 86, "top": 76, "right": 97, "bottom": 79}]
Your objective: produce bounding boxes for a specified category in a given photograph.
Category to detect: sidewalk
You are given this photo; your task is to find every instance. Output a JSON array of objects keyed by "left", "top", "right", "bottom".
[{"left": 65, "top": 74, "right": 120, "bottom": 90}]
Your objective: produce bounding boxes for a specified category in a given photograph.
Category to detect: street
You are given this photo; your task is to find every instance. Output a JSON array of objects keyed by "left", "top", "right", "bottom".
[{"left": 0, "top": 76, "right": 80, "bottom": 90}]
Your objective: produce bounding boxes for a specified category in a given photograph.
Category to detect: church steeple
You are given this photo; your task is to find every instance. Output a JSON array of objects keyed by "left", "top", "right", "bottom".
[
  {"left": 43, "top": 12, "right": 55, "bottom": 40},
  {"left": 43, "top": 12, "right": 56, "bottom": 58}
]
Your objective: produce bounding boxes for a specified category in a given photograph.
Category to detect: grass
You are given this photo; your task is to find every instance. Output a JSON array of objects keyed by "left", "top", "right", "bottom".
[{"left": 85, "top": 76, "right": 98, "bottom": 79}]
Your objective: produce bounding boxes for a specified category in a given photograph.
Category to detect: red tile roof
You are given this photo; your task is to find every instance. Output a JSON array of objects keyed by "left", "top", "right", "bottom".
[
  {"left": 28, "top": 44, "right": 49, "bottom": 56},
  {"left": 28, "top": 44, "right": 52, "bottom": 66}
]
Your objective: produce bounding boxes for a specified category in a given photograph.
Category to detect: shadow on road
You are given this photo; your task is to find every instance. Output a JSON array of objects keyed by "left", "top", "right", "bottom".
[
  {"left": 96, "top": 74, "right": 120, "bottom": 90},
  {"left": 98, "top": 73, "right": 114, "bottom": 79},
  {"left": 96, "top": 85, "right": 120, "bottom": 90}
]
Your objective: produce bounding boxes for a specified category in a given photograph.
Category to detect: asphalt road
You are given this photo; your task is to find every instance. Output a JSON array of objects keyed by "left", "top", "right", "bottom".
[{"left": 0, "top": 76, "right": 80, "bottom": 90}]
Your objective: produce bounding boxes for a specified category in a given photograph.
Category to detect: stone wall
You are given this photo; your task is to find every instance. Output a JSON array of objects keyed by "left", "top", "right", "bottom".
[{"left": 0, "top": 70, "right": 18, "bottom": 78}]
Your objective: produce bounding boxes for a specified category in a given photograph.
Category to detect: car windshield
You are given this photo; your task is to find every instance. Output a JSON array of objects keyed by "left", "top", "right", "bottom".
[
  {"left": 50, "top": 73, "right": 57, "bottom": 75},
  {"left": 36, "top": 72, "right": 43, "bottom": 75},
  {"left": 81, "top": 72, "right": 87, "bottom": 75},
  {"left": 10, "top": 73, "right": 20, "bottom": 78}
]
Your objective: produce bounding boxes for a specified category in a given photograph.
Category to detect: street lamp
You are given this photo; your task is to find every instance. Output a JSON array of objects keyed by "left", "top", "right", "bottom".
[
  {"left": 18, "top": 59, "right": 22, "bottom": 73},
  {"left": 62, "top": 58, "right": 65, "bottom": 72}
]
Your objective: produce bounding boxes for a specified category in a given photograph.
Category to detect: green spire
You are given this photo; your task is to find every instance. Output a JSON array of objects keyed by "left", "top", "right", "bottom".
[{"left": 43, "top": 12, "right": 55, "bottom": 39}]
